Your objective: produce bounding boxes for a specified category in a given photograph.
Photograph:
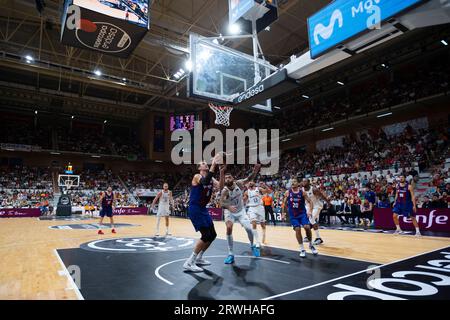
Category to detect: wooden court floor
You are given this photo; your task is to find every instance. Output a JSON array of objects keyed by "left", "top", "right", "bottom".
[{"left": 0, "top": 215, "right": 449, "bottom": 300}]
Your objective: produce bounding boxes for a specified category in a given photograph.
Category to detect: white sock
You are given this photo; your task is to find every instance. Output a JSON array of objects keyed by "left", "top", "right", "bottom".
[
  {"left": 245, "top": 226, "right": 254, "bottom": 246},
  {"left": 252, "top": 229, "right": 260, "bottom": 247},
  {"left": 187, "top": 252, "right": 197, "bottom": 264},
  {"left": 227, "top": 235, "right": 234, "bottom": 255},
  {"left": 396, "top": 225, "right": 401, "bottom": 231},
  {"left": 300, "top": 244, "right": 305, "bottom": 251},
  {"left": 315, "top": 229, "right": 320, "bottom": 238},
  {"left": 416, "top": 227, "right": 420, "bottom": 233},
  {"left": 197, "top": 251, "right": 204, "bottom": 261},
  {"left": 156, "top": 217, "right": 161, "bottom": 233},
  {"left": 166, "top": 226, "right": 169, "bottom": 234}
]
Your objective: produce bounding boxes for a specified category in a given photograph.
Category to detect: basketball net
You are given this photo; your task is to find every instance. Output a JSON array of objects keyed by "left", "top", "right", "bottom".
[{"left": 209, "top": 103, "right": 233, "bottom": 127}]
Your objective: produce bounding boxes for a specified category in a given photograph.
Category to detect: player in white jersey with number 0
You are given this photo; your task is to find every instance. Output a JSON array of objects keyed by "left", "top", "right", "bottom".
[
  {"left": 302, "top": 179, "right": 330, "bottom": 245},
  {"left": 151, "top": 182, "right": 174, "bottom": 236},
  {"left": 244, "top": 181, "right": 270, "bottom": 248}
]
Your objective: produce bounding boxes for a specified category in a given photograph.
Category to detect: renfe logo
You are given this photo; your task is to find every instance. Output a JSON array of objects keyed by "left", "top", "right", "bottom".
[
  {"left": 402, "top": 210, "right": 449, "bottom": 229},
  {"left": 313, "top": 9, "right": 344, "bottom": 45},
  {"left": 237, "top": 84, "right": 265, "bottom": 103}
]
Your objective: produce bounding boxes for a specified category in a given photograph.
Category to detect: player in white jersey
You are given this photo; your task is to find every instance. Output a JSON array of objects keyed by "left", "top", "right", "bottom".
[
  {"left": 151, "top": 183, "right": 174, "bottom": 236},
  {"left": 220, "top": 164, "right": 261, "bottom": 264},
  {"left": 302, "top": 179, "right": 330, "bottom": 245},
  {"left": 244, "top": 181, "right": 270, "bottom": 248}
]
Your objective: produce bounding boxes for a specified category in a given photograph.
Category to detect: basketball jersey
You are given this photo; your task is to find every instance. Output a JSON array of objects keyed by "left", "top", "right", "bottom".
[
  {"left": 189, "top": 181, "right": 213, "bottom": 209},
  {"left": 159, "top": 191, "right": 170, "bottom": 206},
  {"left": 224, "top": 184, "right": 244, "bottom": 212},
  {"left": 247, "top": 188, "right": 263, "bottom": 207},
  {"left": 102, "top": 192, "right": 113, "bottom": 208},
  {"left": 303, "top": 186, "right": 323, "bottom": 208},
  {"left": 396, "top": 183, "right": 412, "bottom": 204},
  {"left": 288, "top": 188, "right": 306, "bottom": 217}
]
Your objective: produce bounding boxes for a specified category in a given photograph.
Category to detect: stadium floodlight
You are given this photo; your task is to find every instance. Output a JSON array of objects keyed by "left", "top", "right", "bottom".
[
  {"left": 94, "top": 69, "right": 102, "bottom": 76},
  {"left": 185, "top": 60, "right": 192, "bottom": 72},
  {"left": 377, "top": 112, "right": 393, "bottom": 118},
  {"left": 441, "top": 40, "right": 448, "bottom": 46},
  {"left": 25, "top": 55, "right": 34, "bottom": 63},
  {"left": 337, "top": 81, "right": 344, "bottom": 86},
  {"left": 322, "top": 127, "right": 334, "bottom": 132},
  {"left": 273, "top": 106, "right": 281, "bottom": 110},
  {"left": 34, "top": 110, "right": 38, "bottom": 114},
  {"left": 282, "top": 138, "right": 292, "bottom": 142},
  {"left": 71, "top": 115, "right": 74, "bottom": 119},
  {"left": 103, "top": 120, "right": 107, "bottom": 124},
  {"left": 229, "top": 23, "right": 241, "bottom": 35},
  {"left": 302, "top": 95, "right": 310, "bottom": 99},
  {"left": 174, "top": 73, "right": 181, "bottom": 79},
  {"left": 155, "top": 160, "right": 163, "bottom": 163}
]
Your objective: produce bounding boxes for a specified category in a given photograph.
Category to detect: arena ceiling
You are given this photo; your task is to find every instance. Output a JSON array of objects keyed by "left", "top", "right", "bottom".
[
  {"left": 0, "top": 1, "right": 448, "bottom": 123},
  {"left": 0, "top": 0, "right": 332, "bottom": 121}
]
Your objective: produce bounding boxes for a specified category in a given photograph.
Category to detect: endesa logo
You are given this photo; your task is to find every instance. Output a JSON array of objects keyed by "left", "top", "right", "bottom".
[{"left": 237, "top": 84, "right": 265, "bottom": 103}]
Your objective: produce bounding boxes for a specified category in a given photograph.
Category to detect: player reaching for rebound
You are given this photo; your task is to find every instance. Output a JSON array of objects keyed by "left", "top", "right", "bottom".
[
  {"left": 98, "top": 187, "right": 116, "bottom": 235},
  {"left": 302, "top": 179, "right": 330, "bottom": 245},
  {"left": 392, "top": 175, "right": 421, "bottom": 237},
  {"left": 244, "top": 181, "right": 270, "bottom": 248},
  {"left": 183, "top": 153, "right": 225, "bottom": 272},
  {"left": 151, "top": 183, "right": 174, "bottom": 237},
  {"left": 282, "top": 178, "right": 318, "bottom": 258},
  {"left": 220, "top": 164, "right": 262, "bottom": 264}
]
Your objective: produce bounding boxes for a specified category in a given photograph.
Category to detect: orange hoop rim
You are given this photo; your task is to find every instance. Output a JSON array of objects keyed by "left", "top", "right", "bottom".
[{"left": 208, "top": 102, "right": 233, "bottom": 111}]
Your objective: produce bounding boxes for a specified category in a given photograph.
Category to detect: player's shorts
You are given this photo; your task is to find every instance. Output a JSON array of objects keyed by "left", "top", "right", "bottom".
[
  {"left": 288, "top": 210, "right": 310, "bottom": 229},
  {"left": 225, "top": 208, "right": 251, "bottom": 227},
  {"left": 157, "top": 205, "right": 171, "bottom": 217},
  {"left": 247, "top": 205, "right": 266, "bottom": 223},
  {"left": 188, "top": 205, "right": 213, "bottom": 232},
  {"left": 307, "top": 205, "right": 323, "bottom": 225},
  {"left": 393, "top": 202, "right": 415, "bottom": 217},
  {"left": 100, "top": 206, "right": 113, "bottom": 218}
]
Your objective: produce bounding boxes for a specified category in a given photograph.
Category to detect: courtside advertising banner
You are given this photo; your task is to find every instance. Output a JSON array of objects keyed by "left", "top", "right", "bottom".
[
  {"left": 374, "top": 208, "right": 450, "bottom": 232},
  {"left": 113, "top": 207, "right": 149, "bottom": 215},
  {"left": 208, "top": 208, "right": 223, "bottom": 221},
  {"left": 61, "top": 0, "right": 150, "bottom": 58},
  {"left": 0, "top": 208, "right": 41, "bottom": 218}
]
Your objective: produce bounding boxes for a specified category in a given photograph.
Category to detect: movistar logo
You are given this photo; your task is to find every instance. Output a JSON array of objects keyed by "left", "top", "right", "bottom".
[{"left": 313, "top": 9, "right": 344, "bottom": 45}]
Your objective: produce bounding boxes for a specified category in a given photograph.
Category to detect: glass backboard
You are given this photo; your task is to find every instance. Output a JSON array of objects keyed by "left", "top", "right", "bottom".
[{"left": 188, "top": 33, "right": 274, "bottom": 112}]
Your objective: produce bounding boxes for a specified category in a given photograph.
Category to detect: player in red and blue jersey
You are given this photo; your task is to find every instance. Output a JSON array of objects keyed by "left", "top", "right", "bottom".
[
  {"left": 183, "top": 153, "right": 226, "bottom": 272},
  {"left": 98, "top": 187, "right": 116, "bottom": 235},
  {"left": 392, "top": 175, "right": 421, "bottom": 236},
  {"left": 282, "top": 178, "right": 317, "bottom": 258}
]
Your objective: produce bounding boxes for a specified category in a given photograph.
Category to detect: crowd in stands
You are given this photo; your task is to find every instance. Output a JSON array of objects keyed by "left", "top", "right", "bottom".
[
  {"left": 0, "top": 166, "right": 54, "bottom": 210},
  {"left": 252, "top": 57, "right": 450, "bottom": 136}
]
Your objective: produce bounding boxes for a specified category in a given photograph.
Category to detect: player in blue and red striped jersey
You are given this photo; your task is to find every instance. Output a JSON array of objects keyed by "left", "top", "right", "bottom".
[
  {"left": 183, "top": 153, "right": 226, "bottom": 272},
  {"left": 282, "top": 178, "right": 317, "bottom": 258},
  {"left": 392, "top": 175, "right": 421, "bottom": 237}
]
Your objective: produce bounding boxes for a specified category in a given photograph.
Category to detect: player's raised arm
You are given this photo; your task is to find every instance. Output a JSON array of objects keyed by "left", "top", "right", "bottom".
[
  {"left": 243, "top": 190, "right": 249, "bottom": 205},
  {"left": 237, "top": 163, "right": 261, "bottom": 188}
]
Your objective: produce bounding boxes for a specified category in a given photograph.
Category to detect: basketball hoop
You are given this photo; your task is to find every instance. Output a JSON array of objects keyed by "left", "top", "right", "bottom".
[{"left": 209, "top": 103, "right": 233, "bottom": 127}]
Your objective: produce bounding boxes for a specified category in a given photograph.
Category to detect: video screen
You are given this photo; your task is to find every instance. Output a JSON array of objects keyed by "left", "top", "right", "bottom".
[
  {"left": 74, "top": 0, "right": 149, "bottom": 28},
  {"left": 170, "top": 115, "right": 195, "bottom": 132}
]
